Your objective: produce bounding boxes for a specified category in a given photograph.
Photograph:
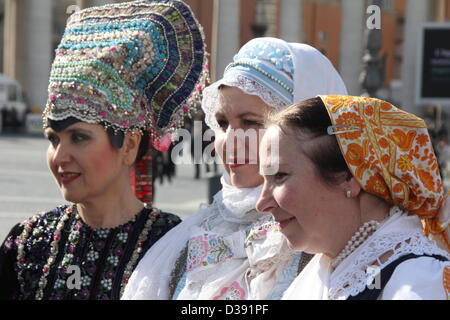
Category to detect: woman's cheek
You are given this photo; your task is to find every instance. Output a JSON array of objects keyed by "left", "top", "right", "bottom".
[
  {"left": 214, "top": 132, "right": 230, "bottom": 174},
  {"left": 46, "top": 147, "right": 59, "bottom": 182},
  {"left": 277, "top": 184, "right": 298, "bottom": 211},
  {"left": 214, "top": 131, "right": 226, "bottom": 162},
  {"left": 88, "top": 144, "right": 117, "bottom": 177}
]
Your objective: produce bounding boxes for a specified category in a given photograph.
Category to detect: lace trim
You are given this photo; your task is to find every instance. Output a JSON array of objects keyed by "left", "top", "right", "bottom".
[
  {"left": 246, "top": 250, "right": 293, "bottom": 281},
  {"left": 202, "top": 74, "right": 288, "bottom": 130},
  {"left": 200, "top": 201, "right": 255, "bottom": 232},
  {"left": 329, "top": 228, "right": 450, "bottom": 300},
  {"left": 45, "top": 106, "right": 101, "bottom": 125}
]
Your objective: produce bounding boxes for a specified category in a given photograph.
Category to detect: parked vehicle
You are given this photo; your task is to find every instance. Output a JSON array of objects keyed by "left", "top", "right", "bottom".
[{"left": 0, "top": 74, "right": 28, "bottom": 133}]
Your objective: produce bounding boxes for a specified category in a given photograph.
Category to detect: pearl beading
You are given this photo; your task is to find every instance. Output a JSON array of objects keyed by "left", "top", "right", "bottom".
[
  {"left": 331, "top": 220, "right": 380, "bottom": 269},
  {"left": 44, "top": 0, "right": 207, "bottom": 140},
  {"left": 224, "top": 61, "right": 294, "bottom": 94}
]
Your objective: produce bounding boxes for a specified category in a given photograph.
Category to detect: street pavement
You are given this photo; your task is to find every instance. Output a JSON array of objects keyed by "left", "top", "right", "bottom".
[{"left": 0, "top": 134, "right": 215, "bottom": 243}]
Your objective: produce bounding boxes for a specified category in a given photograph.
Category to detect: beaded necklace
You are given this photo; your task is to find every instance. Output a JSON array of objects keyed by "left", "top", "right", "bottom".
[
  {"left": 330, "top": 207, "right": 402, "bottom": 270},
  {"left": 330, "top": 221, "right": 380, "bottom": 269},
  {"left": 17, "top": 203, "right": 158, "bottom": 299}
]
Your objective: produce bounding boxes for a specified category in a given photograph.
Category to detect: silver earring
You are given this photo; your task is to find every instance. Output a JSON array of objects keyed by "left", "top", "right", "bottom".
[{"left": 346, "top": 190, "right": 352, "bottom": 198}]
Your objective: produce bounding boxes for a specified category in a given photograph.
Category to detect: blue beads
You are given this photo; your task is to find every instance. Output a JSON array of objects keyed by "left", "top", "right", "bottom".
[{"left": 233, "top": 40, "right": 294, "bottom": 76}]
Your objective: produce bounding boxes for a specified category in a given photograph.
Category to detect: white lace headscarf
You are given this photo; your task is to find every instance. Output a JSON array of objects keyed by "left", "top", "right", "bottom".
[
  {"left": 202, "top": 37, "right": 348, "bottom": 129},
  {"left": 122, "top": 38, "right": 348, "bottom": 300}
]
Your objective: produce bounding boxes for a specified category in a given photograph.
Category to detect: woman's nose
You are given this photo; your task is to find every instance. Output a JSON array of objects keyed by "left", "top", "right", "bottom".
[
  {"left": 222, "top": 127, "right": 240, "bottom": 157},
  {"left": 256, "top": 183, "right": 277, "bottom": 213},
  {"left": 224, "top": 126, "right": 251, "bottom": 152},
  {"left": 51, "top": 143, "right": 72, "bottom": 166}
]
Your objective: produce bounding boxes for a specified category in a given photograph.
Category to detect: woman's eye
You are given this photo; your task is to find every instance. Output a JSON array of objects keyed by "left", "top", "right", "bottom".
[
  {"left": 274, "top": 172, "right": 287, "bottom": 182},
  {"left": 243, "top": 119, "right": 262, "bottom": 127},
  {"left": 47, "top": 135, "right": 59, "bottom": 147},
  {"left": 217, "top": 120, "right": 228, "bottom": 130},
  {"left": 72, "top": 133, "right": 89, "bottom": 143}
]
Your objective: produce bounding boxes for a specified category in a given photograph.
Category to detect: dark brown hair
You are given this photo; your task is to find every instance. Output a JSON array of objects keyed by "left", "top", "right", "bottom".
[
  {"left": 135, "top": 131, "right": 150, "bottom": 163},
  {"left": 49, "top": 117, "right": 149, "bottom": 163},
  {"left": 104, "top": 126, "right": 150, "bottom": 163},
  {"left": 266, "top": 97, "right": 351, "bottom": 184}
]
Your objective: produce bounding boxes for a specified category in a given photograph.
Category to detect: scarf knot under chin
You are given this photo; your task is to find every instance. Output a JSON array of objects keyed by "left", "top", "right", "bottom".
[{"left": 215, "top": 173, "right": 264, "bottom": 224}]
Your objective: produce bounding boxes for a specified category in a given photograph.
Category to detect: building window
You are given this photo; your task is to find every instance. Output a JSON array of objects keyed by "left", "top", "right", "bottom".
[
  {"left": 318, "top": 30, "right": 328, "bottom": 42},
  {"left": 52, "top": 0, "right": 79, "bottom": 56},
  {"left": 382, "top": 0, "right": 394, "bottom": 13},
  {"left": 7, "top": 84, "right": 17, "bottom": 101},
  {"left": 252, "top": 0, "right": 277, "bottom": 38}
]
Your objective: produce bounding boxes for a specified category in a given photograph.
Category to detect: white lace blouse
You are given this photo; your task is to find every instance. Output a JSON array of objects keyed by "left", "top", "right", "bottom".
[
  {"left": 282, "top": 207, "right": 450, "bottom": 300},
  {"left": 122, "top": 174, "right": 303, "bottom": 300}
]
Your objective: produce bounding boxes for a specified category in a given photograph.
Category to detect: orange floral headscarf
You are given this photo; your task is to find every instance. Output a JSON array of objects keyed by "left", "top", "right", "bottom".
[{"left": 319, "top": 95, "right": 450, "bottom": 252}]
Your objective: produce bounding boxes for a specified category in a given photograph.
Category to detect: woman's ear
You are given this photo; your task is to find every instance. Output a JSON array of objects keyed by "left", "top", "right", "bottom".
[
  {"left": 348, "top": 177, "right": 362, "bottom": 198},
  {"left": 340, "top": 175, "right": 362, "bottom": 198},
  {"left": 122, "top": 131, "right": 142, "bottom": 166}
]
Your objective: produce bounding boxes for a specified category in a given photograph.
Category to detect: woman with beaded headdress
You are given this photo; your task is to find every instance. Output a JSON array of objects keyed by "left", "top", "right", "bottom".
[
  {"left": 123, "top": 37, "right": 348, "bottom": 300},
  {"left": 0, "top": 0, "right": 208, "bottom": 300},
  {"left": 257, "top": 95, "right": 450, "bottom": 299}
]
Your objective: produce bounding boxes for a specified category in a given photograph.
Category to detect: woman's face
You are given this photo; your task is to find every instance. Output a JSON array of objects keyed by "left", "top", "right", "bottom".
[
  {"left": 45, "top": 122, "right": 126, "bottom": 204},
  {"left": 214, "top": 86, "right": 272, "bottom": 188},
  {"left": 256, "top": 126, "right": 355, "bottom": 255}
]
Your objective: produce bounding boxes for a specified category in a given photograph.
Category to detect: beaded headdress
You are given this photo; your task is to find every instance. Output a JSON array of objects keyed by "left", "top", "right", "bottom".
[
  {"left": 44, "top": 0, "right": 208, "bottom": 143},
  {"left": 320, "top": 95, "right": 449, "bottom": 251},
  {"left": 44, "top": 0, "right": 208, "bottom": 205},
  {"left": 201, "top": 37, "right": 347, "bottom": 130}
]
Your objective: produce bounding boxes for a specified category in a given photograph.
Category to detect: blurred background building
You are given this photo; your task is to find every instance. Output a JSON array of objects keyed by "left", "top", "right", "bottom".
[{"left": 1, "top": 0, "right": 450, "bottom": 129}]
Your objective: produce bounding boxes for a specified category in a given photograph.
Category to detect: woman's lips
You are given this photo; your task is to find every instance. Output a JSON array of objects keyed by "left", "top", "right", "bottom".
[
  {"left": 277, "top": 217, "right": 296, "bottom": 229},
  {"left": 228, "top": 159, "right": 250, "bottom": 168},
  {"left": 60, "top": 172, "right": 81, "bottom": 184}
]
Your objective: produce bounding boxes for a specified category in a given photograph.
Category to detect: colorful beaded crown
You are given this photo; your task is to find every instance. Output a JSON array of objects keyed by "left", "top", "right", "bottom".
[{"left": 44, "top": 0, "right": 208, "bottom": 143}]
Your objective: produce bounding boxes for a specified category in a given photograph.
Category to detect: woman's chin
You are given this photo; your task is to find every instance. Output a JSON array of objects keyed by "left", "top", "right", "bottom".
[
  {"left": 286, "top": 240, "right": 301, "bottom": 251},
  {"left": 61, "top": 191, "right": 82, "bottom": 204},
  {"left": 230, "top": 179, "right": 261, "bottom": 188},
  {"left": 286, "top": 237, "right": 310, "bottom": 252},
  {"left": 229, "top": 173, "right": 262, "bottom": 189}
]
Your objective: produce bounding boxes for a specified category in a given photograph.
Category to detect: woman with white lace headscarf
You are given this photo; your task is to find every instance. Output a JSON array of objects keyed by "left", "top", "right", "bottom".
[
  {"left": 122, "top": 37, "right": 348, "bottom": 300},
  {"left": 257, "top": 95, "right": 450, "bottom": 299}
]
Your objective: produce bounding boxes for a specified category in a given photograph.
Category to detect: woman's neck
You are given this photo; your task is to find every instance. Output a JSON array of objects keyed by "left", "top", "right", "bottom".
[
  {"left": 326, "top": 194, "right": 391, "bottom": 262},
  {"left": 76, "top": 176, "right": 144, "bottom": 229},
  {"left": 358, "top": 193, "right": 391, "bottom": 225}
]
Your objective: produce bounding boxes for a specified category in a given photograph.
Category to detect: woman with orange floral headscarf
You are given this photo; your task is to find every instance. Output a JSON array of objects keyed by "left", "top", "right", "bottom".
[{"left": 257, "top": 95, "right": 450, "bottom": 299}]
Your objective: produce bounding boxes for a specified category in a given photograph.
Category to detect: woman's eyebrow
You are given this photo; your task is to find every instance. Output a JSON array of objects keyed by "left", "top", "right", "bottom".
[
  {"left": 215, "top": 111, "right": 263, "bottom": 120},
  {"left": 237, "top": 112, "right": 262, "bottom": 118},
  {"left": 65, "top": 128, "right": 93, "bottom": 135},
  {"left": 44, "top": 128, "right": 55, "bottom": 137}
]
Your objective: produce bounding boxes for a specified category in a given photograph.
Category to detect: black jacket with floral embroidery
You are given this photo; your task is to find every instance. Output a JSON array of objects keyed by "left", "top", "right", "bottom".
[{"left": 0, "top": 205, "right": 181, "bottom": 300}]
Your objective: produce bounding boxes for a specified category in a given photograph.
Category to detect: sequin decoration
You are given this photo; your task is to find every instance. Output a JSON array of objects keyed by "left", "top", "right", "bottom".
[{"left": 43, "top": 0, "right": 209, "bottom": 145}]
